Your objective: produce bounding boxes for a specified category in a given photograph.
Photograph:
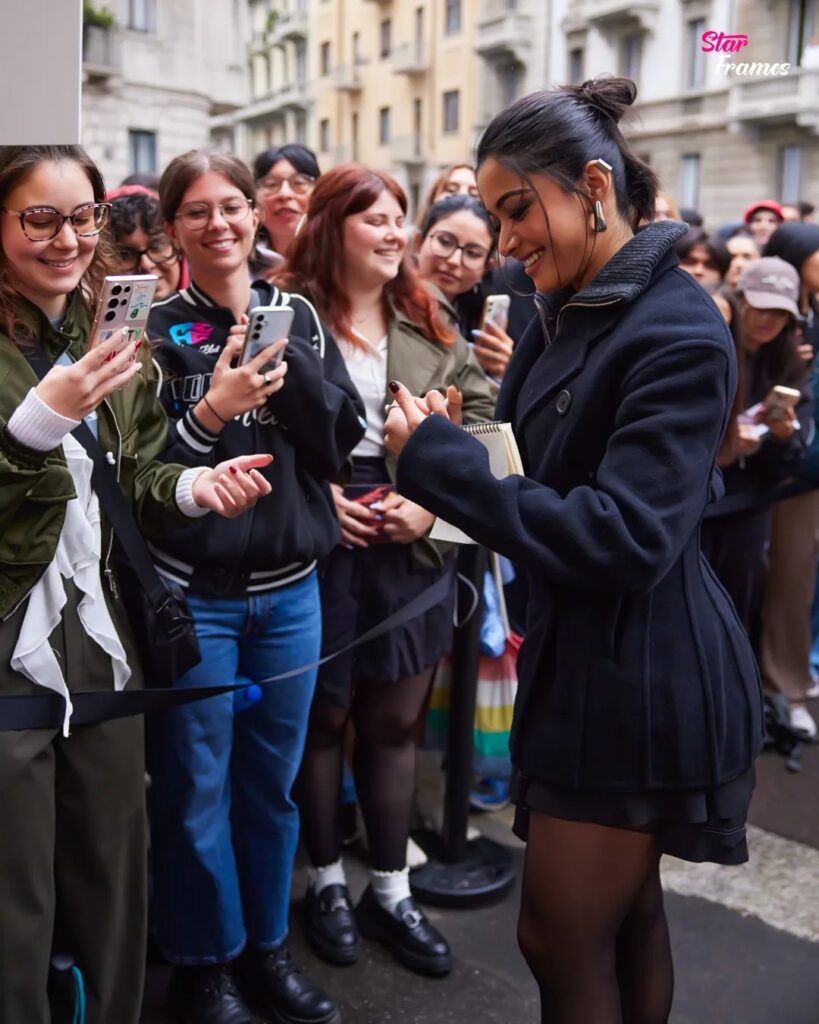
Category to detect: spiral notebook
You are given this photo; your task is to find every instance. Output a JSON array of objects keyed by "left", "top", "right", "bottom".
[{"left": 429, "top": 421, "right": 524, "bottom": 545}]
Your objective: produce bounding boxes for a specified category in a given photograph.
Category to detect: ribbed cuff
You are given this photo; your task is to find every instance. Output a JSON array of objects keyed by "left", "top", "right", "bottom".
[
  {"left": 7, "top": 388, "right": 80, "bottom": 452},
  {"left": 177, "top": 408, "right": 220, "bottom": 455},
  {"left": 175, "top": 467, "right": 211, "bottom": 518}
]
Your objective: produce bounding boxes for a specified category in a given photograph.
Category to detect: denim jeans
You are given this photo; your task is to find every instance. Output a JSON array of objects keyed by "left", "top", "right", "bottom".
[{"left": 148, "top": 571, "right": 321, "bottom": 963}]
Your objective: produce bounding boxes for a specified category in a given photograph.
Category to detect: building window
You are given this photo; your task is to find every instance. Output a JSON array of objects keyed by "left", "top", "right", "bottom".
[
  {"left": 379, "top": 106, "right": 391, "bottom": 145},
  {"left": 295, "top": 41, "right": 307, "bottom": 86},
  {"left": 128, "top": 0, "right": 156, "bottom": 32},
  {"left": 445, "top": 0, "right": 461, "bottom": 35},
  {"left": 353, "top": 31, "right": 361, "bottom": 63},
  {"left": 380, "top": 19, "right": 392, "bottom": 59},
  {"left": 568, "top": 47, "right": 584, "bottom": 83},
  {"left": 320, "top": 119, "right": 331, "bottom": 152},
  {"left": 413, "top": 97, "right": 423, "bottom": 157},
  {"left": 619, "top": 32, "right": 642, "bottom": 84},
  {"left": 320, "top": 41, "right": 331, "bottom": 76},
  {"left": 680, "top": 154, "right": 701, "bottom": 210},
  {"left": 780, "top": 145, "right": 803, "bottom": 203},
  {"left": 295, "top": 113, "right": 307, "bottom": 145},
  {"left": 500, "top": 65, "right": 520, "bottom": 108},
  {"left": 787, "top": 0, "right": 814, "bottom": 64},
  {"left": 352, "top": 112, "right": 360, "bottom": 161},
  {"left": 686, "top": 18, "right": 706, "bottom": 89},
  {"left": 128, "top": 130, "right": 157, "bottom": 175},
  {"left": 443, "top": 90, "right": 460, "bottom": 133}
]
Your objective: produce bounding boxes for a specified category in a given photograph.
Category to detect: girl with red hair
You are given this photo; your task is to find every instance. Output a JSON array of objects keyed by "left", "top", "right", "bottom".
[{"left": 276, "top": 165, "right": 495, "bottom": 978}]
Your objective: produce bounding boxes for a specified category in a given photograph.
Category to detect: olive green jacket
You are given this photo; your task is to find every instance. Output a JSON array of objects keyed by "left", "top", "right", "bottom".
[
  {"left": 0, "top": 293, "right": 190, "bottom": 621},
  {"left": 383, "top": 298, "right": 497, "bottom": 568}
]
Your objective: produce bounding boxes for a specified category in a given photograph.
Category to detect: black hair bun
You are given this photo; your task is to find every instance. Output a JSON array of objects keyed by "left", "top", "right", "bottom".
[{"left": 572, "top": 76, "right": 637, "bottom": 125}]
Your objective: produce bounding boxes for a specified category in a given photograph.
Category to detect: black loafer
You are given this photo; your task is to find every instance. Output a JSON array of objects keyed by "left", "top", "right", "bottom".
[
  {"left": 234, "top": 945, "right": 340, "bottom": 1024},
  {"left": 356, "top": 885, "right": 452, "bottom": 977},
  {"left": 165, "top": 964, "right": 256, "bottom": 1024},
  {"left": 304, "top": 883, "right": 361, "bottom": 966}
]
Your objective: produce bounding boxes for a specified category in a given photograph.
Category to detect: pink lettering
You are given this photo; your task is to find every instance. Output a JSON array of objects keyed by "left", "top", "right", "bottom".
[{"left": 701, "top": 30, "right": 749, "bottom": 53}]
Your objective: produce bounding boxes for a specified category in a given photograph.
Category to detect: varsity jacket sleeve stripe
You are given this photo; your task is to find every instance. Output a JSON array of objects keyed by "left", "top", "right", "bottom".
[{"left": 175, "top": 408, "right": 221, "bottom": 457}]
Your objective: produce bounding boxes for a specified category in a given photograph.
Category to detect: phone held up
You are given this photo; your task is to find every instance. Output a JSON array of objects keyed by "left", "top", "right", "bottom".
[
  {"left": 480, "top": 294, "right": 511, "bottom": 334},
  {"left": 239, "top": 306, "right": 295, "bottom": 370},
  {"left": 88, "top": 274, "right": 158, "bottom": 352}
]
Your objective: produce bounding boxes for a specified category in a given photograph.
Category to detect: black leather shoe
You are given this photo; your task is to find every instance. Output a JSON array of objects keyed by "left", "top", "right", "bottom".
[
  {"left": 356, "top": 885, "right": 452, "bottom": 977},
  {"left": 304, "top": 883, "right": 361, "bottom": 966},
  {"left": 234, "top": 945, "right": 340, "bottom": 1024},
  {"left": 166, "top": 964, "right": 256, "bottom": 1024}
]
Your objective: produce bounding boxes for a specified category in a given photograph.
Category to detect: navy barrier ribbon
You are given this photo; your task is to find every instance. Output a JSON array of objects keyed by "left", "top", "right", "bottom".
[{"left": 0, "top": 571, "right": 453, "bottom": 732}]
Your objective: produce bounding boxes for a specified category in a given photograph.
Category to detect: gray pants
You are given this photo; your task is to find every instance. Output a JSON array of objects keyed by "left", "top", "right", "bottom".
[{"left": 0, "top": 584, "right": 147, "bottom": 1023}]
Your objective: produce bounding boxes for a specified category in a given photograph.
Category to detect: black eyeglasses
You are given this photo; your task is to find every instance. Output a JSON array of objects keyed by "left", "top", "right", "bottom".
[
  {"left": 116, "top": 235, "right": 178, "bottom": 270},
  {"left": 428, "top": 230, "right": 489, "bottom": 270},
  {"left": 2, "top": 202, "right": 111, "bottom": 241}
]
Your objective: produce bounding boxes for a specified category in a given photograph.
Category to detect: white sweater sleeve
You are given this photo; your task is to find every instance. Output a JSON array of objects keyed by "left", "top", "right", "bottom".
[{"left": 7, "top": 388, "right": 80, "bottom": 451}]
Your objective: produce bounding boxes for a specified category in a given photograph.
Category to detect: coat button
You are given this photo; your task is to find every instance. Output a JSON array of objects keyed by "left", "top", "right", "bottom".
[{"left": 556, "top": 390, "right": 572, "bottom": 415}]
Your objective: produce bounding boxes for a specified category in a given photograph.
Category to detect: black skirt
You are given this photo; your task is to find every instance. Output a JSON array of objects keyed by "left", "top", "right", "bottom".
[
  {"left": 316, "top": 458, "right": 455, "bottom": 708},
  {"left": 510, "top": 766, "right": 755, "bottom": 866}
]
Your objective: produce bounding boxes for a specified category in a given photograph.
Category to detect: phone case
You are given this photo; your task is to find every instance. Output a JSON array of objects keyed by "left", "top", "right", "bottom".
[
  {"left": 240, "top": 306, "right": 295, "bottom": 368},
  {"left": 481, "top": 295, "right": 511, "bottom": 332},
  {"left": 88, "top": 274, "right": 158, "bottom": 350}
]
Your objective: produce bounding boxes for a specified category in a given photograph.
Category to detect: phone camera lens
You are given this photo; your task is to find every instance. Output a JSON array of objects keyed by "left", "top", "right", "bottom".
[
  {"left": 108, "top": 298, "right": 119, "bottom": 309},
  {"left": 252, "top": 331, "right": 261, "bottom": 340},
  {"left": 104, "top": 310, "right": 116, "bottom": 322},
  {"left": 124, "top": 285, "right": 131, "bottom": 293},
  {"left": 111, "top": 285, "right": 122, "bottom": 296},
  {"left": 121, "top": 299, "right": 128, "bottom": 306}
]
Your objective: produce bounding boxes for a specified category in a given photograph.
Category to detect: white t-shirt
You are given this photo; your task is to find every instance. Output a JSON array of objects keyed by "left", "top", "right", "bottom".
[{"left": 338, "top": 329, "right": 388, "bottom": 458}]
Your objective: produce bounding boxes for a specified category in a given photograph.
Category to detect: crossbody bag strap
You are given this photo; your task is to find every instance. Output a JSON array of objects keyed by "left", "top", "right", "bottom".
[{"left": 21, "top": 346, "right": 171, "bottom": 610}]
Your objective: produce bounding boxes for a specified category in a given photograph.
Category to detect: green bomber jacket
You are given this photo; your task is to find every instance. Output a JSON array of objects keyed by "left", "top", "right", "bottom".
[{"left": 0, "top": 292, "right": 192, "bottom": 621}]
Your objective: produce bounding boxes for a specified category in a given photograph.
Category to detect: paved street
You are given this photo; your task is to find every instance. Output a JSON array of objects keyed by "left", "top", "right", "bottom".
[{"left": 143, "top": 738, "right": 819, "bottom": 1023}]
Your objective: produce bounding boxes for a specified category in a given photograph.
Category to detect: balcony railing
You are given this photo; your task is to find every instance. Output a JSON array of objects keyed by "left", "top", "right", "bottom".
[
  {"left": 392, "top": 136, "right": 424, "bottom": 164},
  {"left": 391, "top": 41, "right": 428, "bottom": 75},
  {"left": 583, "top": 0, "right": 659, "bottom": 30},
  {"left": 273, "top": 7, "right": 309, "bottom": 43},
  {"left": 727, "top": 67, "right": 819, "bottom": 134},
  {"left": 82, "top": 24, "right": 121, "bottom": 80},
  {"left": 475, "top": 10, "right": 533, "bottom": 63},
  {"left": 334, "top": 62, "right": 364, "bottom": 92}
]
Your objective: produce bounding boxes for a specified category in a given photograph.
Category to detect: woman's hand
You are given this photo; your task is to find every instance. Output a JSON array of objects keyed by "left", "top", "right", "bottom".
[
  {"left": 199, "top": 316, "right": 288, "bottom": 426},
  {"left": 190, "top": 453, "right": 274, "bottom": 517},
  {"left": 471, "top": 320, "right": 514, "bottom": 379},
  {"left": 330, "top": 483, "right": 381, "bottom": 548},
  {"left": 379, "top": 492, "right": 435, "bottom": 543},
  {"left": 798, "top": 343, "right": 814, "bottom": 364},
  {"left": 757, "top": 405, "right": 797, "bottom": 442},
  {"left": 35, "top": 328, "right": 142, "bottom": 419},
  {"left": 384, "top": 381, "right": 459, "bottom": 458}
]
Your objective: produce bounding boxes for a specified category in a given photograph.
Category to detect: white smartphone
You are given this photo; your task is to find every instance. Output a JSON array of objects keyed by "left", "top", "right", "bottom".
[
  {"left": 239, "top": 306, "right": 295, "bottom": 368},
  {"left": 763, "top": 385, "right": 801, "bottom": 422},
  {"left": 480, "top": 294, "right": 511, "bottom": 333},
  {"left": 88, "top": 274, "right": 158, "bottom": 351}
]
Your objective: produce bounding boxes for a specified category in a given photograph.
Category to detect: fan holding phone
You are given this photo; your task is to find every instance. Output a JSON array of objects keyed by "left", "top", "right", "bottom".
[{"left": 145, "top": 149, "right": 364, "bottom": 1024}]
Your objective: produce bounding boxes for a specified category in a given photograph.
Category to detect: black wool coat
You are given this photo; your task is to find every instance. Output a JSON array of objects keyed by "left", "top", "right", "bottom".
[{"left": 397, "top": 221, "right": 764, "bottom": 792}]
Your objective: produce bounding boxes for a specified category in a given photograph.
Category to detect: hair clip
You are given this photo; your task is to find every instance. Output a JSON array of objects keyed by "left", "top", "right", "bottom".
[{"left": 595, "top": 158, "right": 613, "bottom": 173}]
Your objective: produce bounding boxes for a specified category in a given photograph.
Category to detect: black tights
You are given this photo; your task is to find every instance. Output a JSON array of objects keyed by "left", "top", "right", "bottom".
[
  {"left": 518, "top": 812, "right": 673, "bottom": 1024},
  {"left": 297, "top": 669, "right": 434, "bottom": 872}
]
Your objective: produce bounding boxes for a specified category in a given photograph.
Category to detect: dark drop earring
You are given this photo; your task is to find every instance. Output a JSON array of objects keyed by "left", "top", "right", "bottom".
[{"left": 593, "top": 200, "right": 607, "bottom": 234}]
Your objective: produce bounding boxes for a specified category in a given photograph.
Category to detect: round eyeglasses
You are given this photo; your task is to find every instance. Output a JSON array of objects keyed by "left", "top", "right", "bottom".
[
  {"left": 116, "top": 236, "right": 178, "bottom": 271},
  {"left": 427, "top": 230, "right": 489, "bottom": 270},
  {"left": 2, "top": 202, "right": 111, "bottom": 242},
  {"left": 174, "top": 197, "right": 254, "bottom": 231},
  {"left": 256, "top": 174, "right": 316, "bottom": 196}
]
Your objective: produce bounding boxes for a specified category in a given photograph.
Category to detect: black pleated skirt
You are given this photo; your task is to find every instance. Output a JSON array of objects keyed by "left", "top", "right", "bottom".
[{"left": 510, "top": 766, "right": 756, "bottom": 865}]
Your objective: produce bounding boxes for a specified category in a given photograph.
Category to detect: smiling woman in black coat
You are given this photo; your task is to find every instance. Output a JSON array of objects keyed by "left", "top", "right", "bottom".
[{"left": 383, "top": 78, "right": 762, "bottom": 1024}]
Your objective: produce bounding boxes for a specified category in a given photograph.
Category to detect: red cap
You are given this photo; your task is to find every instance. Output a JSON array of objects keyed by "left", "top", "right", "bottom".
[
  {"left": 743, "top": 199, "right": 784, "bottom": 224},
  {"left": 105, "top": 183, "right": 159, "bottom": 202}
]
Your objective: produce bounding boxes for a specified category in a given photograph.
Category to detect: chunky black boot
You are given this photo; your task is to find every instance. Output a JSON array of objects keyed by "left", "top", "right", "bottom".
[
  {"left": 165, "top": 964, "right": 256, "bottom": 1024},
  {"left": 234, "top": 945, "right": 341, "bottom": 1024},
  {"left": 304, "top": 884, "right": 361, "bottom": 966},
  {"left": 356, "top": 885, "right": 452, "bottom": 978}
]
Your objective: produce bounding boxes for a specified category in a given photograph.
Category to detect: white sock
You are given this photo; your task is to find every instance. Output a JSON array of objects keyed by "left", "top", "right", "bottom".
[
  {"left": 308, "top": 860, "right": 347, "bottom": 894},
  {"left": 370, "top": 867, "right": 412, "bottom": 917}
]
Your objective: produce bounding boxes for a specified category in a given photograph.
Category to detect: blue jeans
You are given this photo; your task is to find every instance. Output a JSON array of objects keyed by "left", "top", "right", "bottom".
[{"left": 148, "top": 572, "right": 321, "bottom": 963}]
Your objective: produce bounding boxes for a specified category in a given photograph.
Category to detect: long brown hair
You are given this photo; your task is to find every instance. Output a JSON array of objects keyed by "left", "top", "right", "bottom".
[
  {"left": 0, "top": 145, "right": 115, "bottom": 338},
  {"left": 158, "top": 148, "right": 256, "bottom": 224},
  {"left": 275, "top": 164, "right": 453, "bottom": 348},
  {"left": 416, "top": 163, "right": 477, "bottom": 230}
]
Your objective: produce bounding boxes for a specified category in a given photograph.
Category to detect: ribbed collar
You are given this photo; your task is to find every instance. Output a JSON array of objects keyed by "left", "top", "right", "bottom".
[{"left": 535, "top": 220, "right": 689, "bottom": 320}]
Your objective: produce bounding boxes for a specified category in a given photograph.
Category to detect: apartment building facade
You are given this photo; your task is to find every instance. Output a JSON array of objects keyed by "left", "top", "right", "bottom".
[
  {"left": 81, "top": 0, "right": 248, "bottom": 187},
  {"left": 560, "top": 0, "right": 819, "bottom": 221}
]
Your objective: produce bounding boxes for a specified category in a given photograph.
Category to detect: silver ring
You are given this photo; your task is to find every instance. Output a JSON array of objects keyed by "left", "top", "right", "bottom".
[{"left": 262, "top": 372, "right": 272, "bottom": 385}]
